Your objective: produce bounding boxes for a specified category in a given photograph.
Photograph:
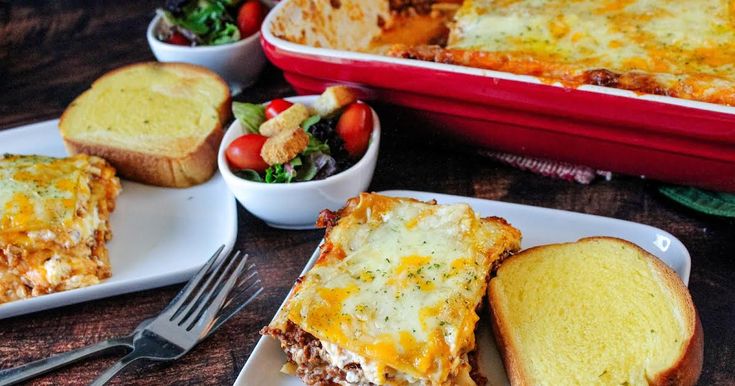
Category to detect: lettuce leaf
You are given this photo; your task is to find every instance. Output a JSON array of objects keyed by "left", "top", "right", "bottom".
[
  {"left": 161, "top": 0, "right": 243, "bottom": 45},
  {"left": 232, "top": 102, "right": 265, "bottom": 134},
  {"left": 301, "top": 115, "right": 321, "bottom": 131},
  {"left": 311, "top": 153, "right": 338, "bottom": 180},
  {"left": 233, "top": 169, "right": 263, "bottom": 182},
  {"left": 303, "top": 133, "right": 330, "bottom": 156},
  {"left": 259, "top": 153, "right": 337, "bottom": 183},
  {"left": 296, "top": 152, "right": 337, "bottom": 182},
  {"left": 209, "top": 23, "right": 240, "bottom": 45},
  {"left": 264, "top": 157, "right": 303, "bottom": 183}
]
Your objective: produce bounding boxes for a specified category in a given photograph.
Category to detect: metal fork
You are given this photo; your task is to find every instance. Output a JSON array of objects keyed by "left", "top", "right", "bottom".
[{"left": 0, "top": 246, "right": 263, "bottom": 386}]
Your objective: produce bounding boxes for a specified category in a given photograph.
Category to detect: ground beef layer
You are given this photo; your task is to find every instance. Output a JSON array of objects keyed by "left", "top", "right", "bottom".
[{"left": 261, "top": 321, "right": 486, "bottom": 386}]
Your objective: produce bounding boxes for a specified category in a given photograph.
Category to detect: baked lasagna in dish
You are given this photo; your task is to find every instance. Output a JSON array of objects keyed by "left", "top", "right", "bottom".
[
  {"left": 273, "top": 0, "right": 735, "bottom": 106},
  {"left": 0, "top": 154, "right": 120, "bottom": 303},
  {"left": 262, "top": 193, "right": 521, "bottom": 385}
]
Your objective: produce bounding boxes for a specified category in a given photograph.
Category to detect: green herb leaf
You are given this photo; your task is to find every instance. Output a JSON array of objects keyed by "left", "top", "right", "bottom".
[
  {"left": 209, "top": 22, "right": 240, "bottom": 45},
  {"left": 232, "top": 102, "right": 266, "bottom": 134},
  {"left": 301, "top": 115, "right": 321, "bottom": 131},
  {"left": 291, "top": 156, "right": 318, "bottom": 181},
  {"left": 233, "top": 169, "right": 263, "bottom": 182},
  {"left": 295, "top": 152, "right": 337, "bottom": 181},
  {"left": 297, "top": 164, "right": 318, "bottom": 181},
  {"left": 161, "top": 0, "right": 243, "bottom": 45},
  {"left": 290, "top": 156, "right": 303, "bottom": 168},
  {"left": 303, "top": 133, "right": 330, "bottom": 155},
  {"left": 264, "top": 164, "right": 296, "bottom": 183},
  {"left": 164, "top": 11, "right": 209, "bottom": 35}
]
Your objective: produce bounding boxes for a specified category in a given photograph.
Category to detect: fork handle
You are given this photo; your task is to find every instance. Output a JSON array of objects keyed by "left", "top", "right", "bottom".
[
  {"left": 0, "top": 335, "right": 134, "bottom": 386},
  {"left": 88, "top": 351, "right": 144, "bottom": 386}
]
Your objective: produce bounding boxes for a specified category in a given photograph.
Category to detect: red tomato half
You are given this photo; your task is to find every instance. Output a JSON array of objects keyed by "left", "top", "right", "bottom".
[
  {"left": 336, "top": 103, "right": 373, "bottom": 158},
  {"left": 237, "top": 0, "right": 266, "bottom": 39},
  {"left": 265, "top": 99, "right": 293, "bottom": 120},
  {"left": 226, "top": 134, "right": 269, "bottom": 172},
  {"left": 166, "top": 32, "right": 190, "bottom": 46}
]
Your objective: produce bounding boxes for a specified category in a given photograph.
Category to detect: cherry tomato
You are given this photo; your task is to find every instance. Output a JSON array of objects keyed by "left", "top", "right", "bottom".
[
  {"left": 166, "top": 32, "right": 190, "bottom": 46},
  {"left": 226, "top": 134, "right": 269, "bottom": 172},
  {"left": 336, "top": 103, "right": 373, "bottom": 158},
  {"left": 237, "top": 0, "right": 266, "bottom": 39},
  {"left": 265, "top": 99, "right": 293, "bottom": 120}
]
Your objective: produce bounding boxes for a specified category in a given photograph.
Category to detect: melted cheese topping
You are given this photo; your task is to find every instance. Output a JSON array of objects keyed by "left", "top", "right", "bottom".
[
  {"left": 0, "top": 155, "right": 90, "bottom": 232},
  {"left": 0, "top": 154, "right": 120, "bottom": 303},
  {"left": 447, "top": 0, "right": 735, "bottom": 104},
  {"left": 274, "top": 193, "right": 521, "bottom": 385}
]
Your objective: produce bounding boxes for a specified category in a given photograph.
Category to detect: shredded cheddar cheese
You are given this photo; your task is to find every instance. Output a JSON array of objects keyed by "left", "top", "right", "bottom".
[
  {"left": 446, "top": 0, "right": 735, "bottom": 105},
  {"left": 270, "top": 193, "right": 522, "bottom": 385},
  {"left": 0, "top": 154, "right": 120, "bottom": 304}
]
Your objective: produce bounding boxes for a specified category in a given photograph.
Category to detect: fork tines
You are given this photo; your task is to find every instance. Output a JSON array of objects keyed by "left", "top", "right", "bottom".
[
  {"left": 214, "top": 263, "right": 264, "bottom": 328},
  {"left": 159, "top": 246, "right": 261, "bottom": 338}
]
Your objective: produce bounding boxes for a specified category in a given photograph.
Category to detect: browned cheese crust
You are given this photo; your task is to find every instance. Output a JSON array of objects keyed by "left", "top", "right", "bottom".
[{"left": 388, "top": 45, "right": 735, "bottom": 106}]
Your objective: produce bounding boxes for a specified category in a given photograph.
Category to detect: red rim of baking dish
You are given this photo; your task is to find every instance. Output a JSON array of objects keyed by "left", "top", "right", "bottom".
[{"left": 259, "top": 1, "right": 735, "bottom": 192}]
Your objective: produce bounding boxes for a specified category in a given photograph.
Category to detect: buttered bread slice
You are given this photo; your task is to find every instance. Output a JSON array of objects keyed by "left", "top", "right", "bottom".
[
  {"left": 489, "top": 237, "right": 703, "bottom": 386},
  {"left": 59, "top": 62, "right": 230, "bottom": 187}
]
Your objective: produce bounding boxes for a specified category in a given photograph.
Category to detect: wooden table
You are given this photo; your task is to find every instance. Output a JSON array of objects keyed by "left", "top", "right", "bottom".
[{"left": 1, "top": 1, "right": 734, "bottom": 385}]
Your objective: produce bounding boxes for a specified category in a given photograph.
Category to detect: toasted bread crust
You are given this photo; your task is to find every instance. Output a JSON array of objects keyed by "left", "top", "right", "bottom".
[
  {"left": 489, "top": 237, "right": 703, "bottom": 386},
  {"left": 489, "top": 303, "right": 529, "bottom": 386},
  {"left": 651, "top": 311, "right": 703, "bottom": 386},
  {"left": 59, "top": 62, "right": 231, "bottom": 188},
  {"left": 63, "top": 125, "right": 224, "bottom": 188}
]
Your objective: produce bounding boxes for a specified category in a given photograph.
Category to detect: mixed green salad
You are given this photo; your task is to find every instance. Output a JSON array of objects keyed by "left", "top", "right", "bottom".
[
  {"left": 231, "top": 102, "right": 341, "bottom": 183},
  {"left": 225, "top": 91, "right": 373, "bottom": 184},
  {"left": 157, "top": 0, "right": 265, "bottom": 46}
]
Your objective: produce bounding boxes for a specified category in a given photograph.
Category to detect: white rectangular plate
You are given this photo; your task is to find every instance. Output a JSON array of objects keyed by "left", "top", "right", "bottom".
[
  {"left": 0, "top": 120, "right": 237, "bottom": 319},
  {"left": 234, "top": 190, "right": 691, "bottom": 386}
]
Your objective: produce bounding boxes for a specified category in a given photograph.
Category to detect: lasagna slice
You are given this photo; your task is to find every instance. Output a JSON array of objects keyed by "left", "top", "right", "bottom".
[
  {"left": 388, "top": 0, "right": 735, "bottom": 106},
  {"left": 262, "top": 193, "right": 521, "bottom": 385},
  {"left": 0, "top": 154, "right": 121, "bottom": 303}
]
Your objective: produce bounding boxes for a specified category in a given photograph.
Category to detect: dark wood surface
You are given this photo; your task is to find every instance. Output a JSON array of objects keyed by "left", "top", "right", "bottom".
[{"left": 1, "top": 1, "right": 734, "bottom": 385}]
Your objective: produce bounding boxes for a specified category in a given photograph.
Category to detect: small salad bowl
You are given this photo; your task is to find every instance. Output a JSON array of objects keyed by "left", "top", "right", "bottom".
[
  {"left": 147, "top": 13, "right": 266, "bottom": 94},
  {"left": 218, "top": 95, "right": 381, "bottom": 229}
]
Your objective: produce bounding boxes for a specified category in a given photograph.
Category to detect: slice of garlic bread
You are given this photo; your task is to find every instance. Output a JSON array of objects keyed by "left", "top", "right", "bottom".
[
  {"left": 59, "top": 62, "right": 230, "bottom": 188},
  {"left": 489, "top": 237, "right": 703, "bottom": 386}
]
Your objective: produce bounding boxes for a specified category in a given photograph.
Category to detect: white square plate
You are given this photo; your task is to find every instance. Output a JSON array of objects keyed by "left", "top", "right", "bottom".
[
  {"left": 234, "top": 190, "right": 691, "bottom": 386},
  {"left": 0, "top": 120, "right": 237, "bottom": 319}
]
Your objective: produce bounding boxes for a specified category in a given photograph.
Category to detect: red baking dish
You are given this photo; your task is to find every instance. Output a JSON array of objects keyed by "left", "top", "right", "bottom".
[{"left": 261, "top": 1, "right": 735, "bottom": 192}]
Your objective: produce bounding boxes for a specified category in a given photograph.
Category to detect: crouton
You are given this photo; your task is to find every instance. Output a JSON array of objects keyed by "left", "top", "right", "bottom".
[
  {"left": 311, "top": 86, "right": 358, "bottom": 117},
  {"left": 260, "top": 127, "right": 309, "bottom": 165},
  {"left": 259, "top": 103, "right": 310, "bottom": 137}
]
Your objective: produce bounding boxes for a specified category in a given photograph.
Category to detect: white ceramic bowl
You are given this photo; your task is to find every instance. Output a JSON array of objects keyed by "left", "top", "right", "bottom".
[
  {"left": 218, "top": 95, "right": 381, "bottom": 229},
  {"left": 147, "top": 14, "right": 266, "bottom": 93}
]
